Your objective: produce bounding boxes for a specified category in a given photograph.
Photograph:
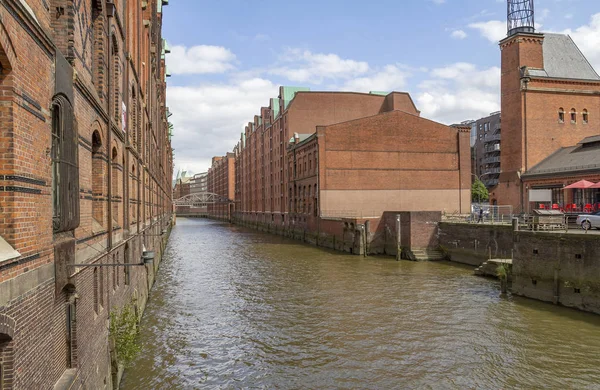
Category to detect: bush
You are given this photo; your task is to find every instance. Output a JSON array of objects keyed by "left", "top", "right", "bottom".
[{"left": 109, "top": 303, "right": 141, "bottom": 367}]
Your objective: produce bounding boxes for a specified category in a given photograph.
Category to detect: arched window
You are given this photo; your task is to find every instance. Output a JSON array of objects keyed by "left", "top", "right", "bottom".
[
  {"left": 111, "top": 35, "right": 121, "bottom": 126},
  {"left": 92, "top": 0, "right": 106, "bottom": 100},
  {"left": 52, "top": 95, "right": 80, "bottom": 233},
  {"left": 91, "top": 130, "right": 104, "bottom": 225},
  {"left": 93, "top": 268, "right": 99, "bottom": 314},
  {"left": 583, "top": 109, "right": 589, "bottom": 124},
  {"left": 124, "top": 243, "right": 131, "bottom": 285},
  {"left": 131, "top": 85, "right": 138, "bottom": 148},
  {"left": 111, "top": 146, "right": 119, "bottom": 224},
  {"left": 131, "top": 164, "right": 136, "bottom": 225},
  {"left": 571, "top": 108, "right": 577, "bottom": 124},
  {"left": 558, "top": 108, "right": 565, "bottom": 123}
]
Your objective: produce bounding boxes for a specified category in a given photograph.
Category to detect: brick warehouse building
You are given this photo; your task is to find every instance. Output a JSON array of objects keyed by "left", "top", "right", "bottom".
[
  {"left": 0, "top": 0, "right": 172, "bottom": 388},
  {"left": 226, "top": 87, "right": 470, "bottom": 254},
  {"left": 494, "top": 23, "right": 600, "bottom": 211},
  {"left": 207, "top": 153, "right": 235, "bottom": 220}
]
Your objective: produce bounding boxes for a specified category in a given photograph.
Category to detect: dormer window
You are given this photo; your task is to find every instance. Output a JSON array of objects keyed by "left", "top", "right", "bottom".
[
  {"left": 571, "top": 108, "right": 577, "bottom": 124},
  {"left": 583, "top": 109, "right": 589, "bottom": 124},
  {"left": 558, "top": 108, "right": 565, "bottom": 123}
]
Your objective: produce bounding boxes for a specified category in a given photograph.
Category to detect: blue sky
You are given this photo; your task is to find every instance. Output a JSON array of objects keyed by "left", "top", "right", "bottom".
[{"left": 163, "top": 0, "right": 600, "bottom": 175}]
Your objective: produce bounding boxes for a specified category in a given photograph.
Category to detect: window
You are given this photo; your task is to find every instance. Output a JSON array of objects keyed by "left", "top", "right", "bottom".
[
  {"left": 111, "top": 147, "right": 119, "bottom": 224},
  {"left": 583, "top": 109, "right": 589, "bottom": 124},
  {"left": 66, "top": 301, "right": 77, "bottom": 368},
  {"left": 52, "top": 95, "right": 80, "bottom": 233},
  {"left": 93, "top": 268, "right": 99, "bottom": 314},
  {"left": 92, "top": 0, "right": 106, "bottom": 100},
  {"left": 111, "top": 34, "right": 121, "bottom": 125},
  {"left": 92, "top": 130, "right": 104, "bottom": 225},
  {"left": 571, "top": 108, "right": 577, "bottom": 124},
  {"left": 558, "top": 108, "right": 565, "bottom": 123}
]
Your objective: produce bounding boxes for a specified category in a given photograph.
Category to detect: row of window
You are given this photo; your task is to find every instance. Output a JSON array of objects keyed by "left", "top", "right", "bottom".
[{"left": 558, "top": 108, "right": 589, "bottom": 124}]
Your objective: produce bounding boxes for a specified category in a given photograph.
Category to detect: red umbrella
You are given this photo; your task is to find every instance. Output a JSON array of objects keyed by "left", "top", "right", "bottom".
[
  {"left": 590, "top": 181, "right": 600, "bottom": 189},
  {"left": 565, "top": 180, "right": 595, "bottom": 189}
]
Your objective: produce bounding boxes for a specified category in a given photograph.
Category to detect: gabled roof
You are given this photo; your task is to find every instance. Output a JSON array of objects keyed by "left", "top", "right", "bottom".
[
  {"left": 527, "top": 34, "right": 600, "bottom": 81},
  {"left": 523, "top": 136, "right": 600, "bottom": 178}
]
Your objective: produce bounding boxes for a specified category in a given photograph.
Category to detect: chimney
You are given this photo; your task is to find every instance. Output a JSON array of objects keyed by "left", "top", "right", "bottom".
[{"left": 294, "top": 132, "right": 299, "bottom": 144}]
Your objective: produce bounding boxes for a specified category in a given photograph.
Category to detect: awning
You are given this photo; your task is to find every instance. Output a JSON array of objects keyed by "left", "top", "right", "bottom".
[
  {"left": 589, "top": 181, "right": 600, "bottom": 189},
  {"left": 564, "top": 180, "right": 595, "bottom": 189}
]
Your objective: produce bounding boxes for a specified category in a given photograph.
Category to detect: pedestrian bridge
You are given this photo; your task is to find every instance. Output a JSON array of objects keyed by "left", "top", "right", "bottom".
[{"left": 173, "top": 192, "right": 233, "bottom": 207}]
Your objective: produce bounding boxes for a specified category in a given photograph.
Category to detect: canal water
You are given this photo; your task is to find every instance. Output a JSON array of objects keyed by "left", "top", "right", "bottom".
[{"left": 121, "top": 218, "right": 600, "bottom": 389}]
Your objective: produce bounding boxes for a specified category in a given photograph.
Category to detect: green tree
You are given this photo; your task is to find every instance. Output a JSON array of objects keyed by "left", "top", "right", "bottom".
[{"left": 472, "top": 178, "right": 489, "bottom": 203}]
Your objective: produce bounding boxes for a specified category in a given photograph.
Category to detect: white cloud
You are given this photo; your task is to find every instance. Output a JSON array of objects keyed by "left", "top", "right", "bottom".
[
  {"left": 270, "top": 49, "right": 369, "bottom": 84},
  {"left": 416, "top": 63, "right": 500, "bottom": 125},
  {"left": 168, "top": 78, "right": 279, "bottom": 173},
  {"left": 468, "top": 20, "right": 506, "bottom": 43},
  {"left": 167, "top": 45, "right": 236, "bottom": 75},
  {"left": 342, "top": 65, "right": 409, "bottom": 92},
  {"left": 563, "top": 13, "right": 600, "bottom": 72},
  {"left": 451, "top": 30, "right": 468, "bottom": 39}
]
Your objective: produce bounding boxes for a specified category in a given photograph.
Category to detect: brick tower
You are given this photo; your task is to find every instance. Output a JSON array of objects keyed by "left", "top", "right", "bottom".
[
  {"left": 496, "top": 0, "right": 543, "bottom": 210},
  {"left": 494, "top": 0, "right": 600, "bottom": 211}
]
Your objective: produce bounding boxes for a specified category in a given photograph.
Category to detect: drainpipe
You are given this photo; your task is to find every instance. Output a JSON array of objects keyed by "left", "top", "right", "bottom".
[
  {"left": 107, "top": 5, "right": 114, "bottom": 250},
  {"left": 522, "top": 78, "right": 530, "bottom": 213}
]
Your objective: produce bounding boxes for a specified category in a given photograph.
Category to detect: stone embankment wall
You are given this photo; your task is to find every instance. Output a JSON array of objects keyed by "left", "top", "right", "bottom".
[
  {"left": 512, "top": 231, "right": 600, "bottom": 315},
  {"left": 439, "top": 222, "right": 600, "bottom": 314},
  {"left": 438, "top": 223, "right": 514, "bottom": 266},
  {"left": 227, "top": 211, "right": 441, "bottom": 257}
]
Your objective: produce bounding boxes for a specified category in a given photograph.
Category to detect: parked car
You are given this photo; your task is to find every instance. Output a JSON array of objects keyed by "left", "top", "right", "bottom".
[{"left": 576, "top": 211, "right": 600, "bottom": 230}]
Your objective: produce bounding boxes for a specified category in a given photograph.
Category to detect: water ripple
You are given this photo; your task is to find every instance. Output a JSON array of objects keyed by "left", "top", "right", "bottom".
[{"left": 121, "top": 219, "right": 600, "bottom": 389}]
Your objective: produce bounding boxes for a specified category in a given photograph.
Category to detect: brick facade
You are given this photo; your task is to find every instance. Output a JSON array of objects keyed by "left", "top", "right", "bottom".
[
  {"left": 495, "top": 32, "right": 600, "bottom": 211},
  {"left": 224, "top": 88, "right": 471, "bottom": 253},
  {"left": 207, "top": 154, "right": 235, "bottom": 220},
  {"left": 0, "top": 1, "right": 172, "bottom": 388}
]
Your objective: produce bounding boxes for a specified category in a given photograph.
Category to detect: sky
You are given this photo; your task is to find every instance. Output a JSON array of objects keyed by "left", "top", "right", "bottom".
[{"left": 162, "top": 0, "right": 600, "bottom": 176}]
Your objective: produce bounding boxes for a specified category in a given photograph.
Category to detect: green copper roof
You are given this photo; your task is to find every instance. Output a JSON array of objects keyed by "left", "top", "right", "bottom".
[
  {"left": 281, "top": 86, "right": 310, "bottom": 110},
  {"left": 369, "top": 91, "right": 389, "bottom": 96},
  {"left": 271, "top": 98, "right": 280, "bottom": 118}
]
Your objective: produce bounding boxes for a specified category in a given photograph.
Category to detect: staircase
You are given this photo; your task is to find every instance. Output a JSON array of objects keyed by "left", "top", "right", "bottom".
[{"left": 409, "top": 248, "right": 446, "bottom": 261}]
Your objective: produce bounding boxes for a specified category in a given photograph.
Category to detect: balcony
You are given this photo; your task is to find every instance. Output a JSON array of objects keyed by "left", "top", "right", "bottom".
[
  {"left": 485, "top": 143, "right": 501, "bottom": 153},
  {"left": 483, "top": 156, "right": 500, "bottom": 164},
  {"left": 482, "top": 167, "right": 501, "bottom": 175},
  {"left": 484, "top": 133, "right": 501, "bottom": 143},
  {"left": 484, "top": 178, "right": 499, "bottom": 187}
]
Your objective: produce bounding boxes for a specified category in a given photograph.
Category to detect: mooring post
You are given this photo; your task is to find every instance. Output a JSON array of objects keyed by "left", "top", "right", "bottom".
[
  {"left": 396, "top": 214, "right": 401, "bottom": 261},
  {"left": 553, "top": 268, "right": 560, "bottom": 305},
  {"left": 364, "top": 220, "right": 370, "bottom": 257}
]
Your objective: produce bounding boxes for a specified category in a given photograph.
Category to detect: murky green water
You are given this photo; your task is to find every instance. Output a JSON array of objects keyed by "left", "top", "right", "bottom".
[{"left": 121, "top": 218, "right": 600, "bottom": 389}]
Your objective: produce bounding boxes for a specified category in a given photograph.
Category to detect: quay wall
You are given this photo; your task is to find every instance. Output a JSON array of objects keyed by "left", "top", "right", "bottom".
[
  {"left": 512, "top": 231, "right": 600, "bottom": 315},
  {"left": 439, "top": 222, "right": 600, "bottom": 314},
  {"left": 438, "top": 223, "right": 514, "bottom": 266}
]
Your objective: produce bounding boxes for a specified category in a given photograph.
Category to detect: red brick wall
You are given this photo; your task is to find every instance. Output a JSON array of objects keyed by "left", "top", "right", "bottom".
[
  {"left": 497, "top": 33, "right": 600, "bottom": 211},
  {"left": 0, "top": 1, "right": 172, "bottom": 388},
  {"left": 317, "top": 110, "right": 471, "bottom": 214}
]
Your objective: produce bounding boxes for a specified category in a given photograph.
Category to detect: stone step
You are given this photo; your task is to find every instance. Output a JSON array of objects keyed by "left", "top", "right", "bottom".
[{"left": 411, "top": 249, "right": 445, "bottom": 261}]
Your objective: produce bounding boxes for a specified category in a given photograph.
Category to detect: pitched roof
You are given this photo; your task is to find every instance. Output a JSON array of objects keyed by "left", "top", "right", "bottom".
[
  {"left": 527, "top": 33, "right": 600, "bottom": 81},
  {"left": 523, "top": 137, "right": 600, "bottom": 178}
]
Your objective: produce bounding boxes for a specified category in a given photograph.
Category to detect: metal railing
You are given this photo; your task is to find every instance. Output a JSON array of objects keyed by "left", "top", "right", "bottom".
[{"left": 483, "top": 156, "right": 501, "bottom": 164}]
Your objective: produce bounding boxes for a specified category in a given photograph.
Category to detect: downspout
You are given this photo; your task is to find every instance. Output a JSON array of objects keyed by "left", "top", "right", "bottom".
[
  {"left": 107, "top": 8, "right": 114, "bottom": 251},
  {"left": 522, "top": 78, "right": 529, "bottom": 213}
]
